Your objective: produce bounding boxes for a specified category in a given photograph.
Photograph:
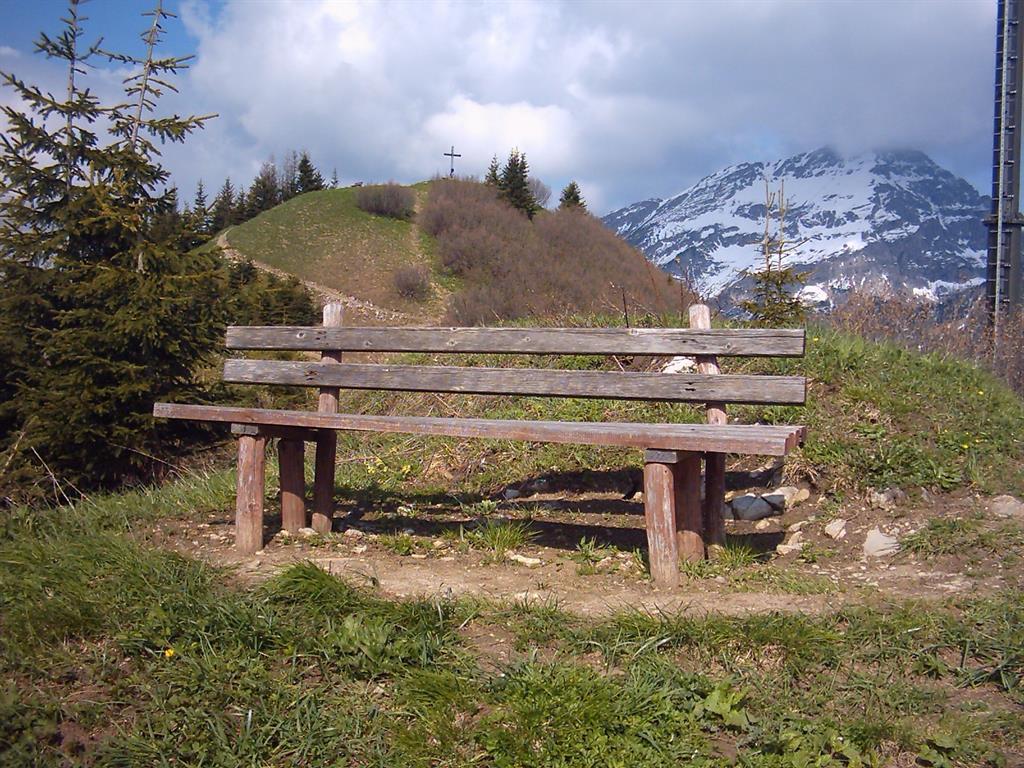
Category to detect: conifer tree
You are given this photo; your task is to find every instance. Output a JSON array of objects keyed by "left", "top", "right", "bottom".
[
  {"left": 296, "top": 151, "right": 325, "bottom": 194},
  {"left": 211, "top": 177, "right": 237, "bottom": 231},
  {"left": 484, "top": 155, "right": 500, "bottom": 187},
  {"left": 191, "top": 179, "right": 210, "bottom": 235},
  {"left": 499, "top": 149, "right": 538, "bottom": 218},
  {"left": 559, "top": 180, "right": 587, "bottom": 211},
  {"left": 280, "top": 149, "right": 300, "bottom": 201},
  {"left": 330, "top": 167, "right": 339, "bottom": 188},
  {"left": 245, "top": 160, "right": 280, "bottom": 218},
  {"left": 0, "top": 0, "right": 222, "bottom": 492}
]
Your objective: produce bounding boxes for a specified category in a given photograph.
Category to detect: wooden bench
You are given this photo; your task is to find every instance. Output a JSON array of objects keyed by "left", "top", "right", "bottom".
[{"left": 153, "top": 303, "right": 807, "bottom": 587}]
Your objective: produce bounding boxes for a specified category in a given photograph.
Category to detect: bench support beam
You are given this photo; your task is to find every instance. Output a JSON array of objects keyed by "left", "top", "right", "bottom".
[
  {"left": 279, "top": 438, "right": 306, "bottom": 533},
  {"left": 312, "top": 302, "right": 344, "bottom": 534},
  {"left": 643, "top": 449, "right": 705, "bottom": 586},
  {"left": 235, "top": 433, "right": 267, "bottom": 554}
]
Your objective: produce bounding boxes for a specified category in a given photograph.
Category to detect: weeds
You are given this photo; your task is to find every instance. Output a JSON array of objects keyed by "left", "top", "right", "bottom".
[
  {"left": 901, "top": 515, "right": 1024, "bottom": 559},
  {"left": 464, "top": 519, "right": 536, "bottom": 561}
]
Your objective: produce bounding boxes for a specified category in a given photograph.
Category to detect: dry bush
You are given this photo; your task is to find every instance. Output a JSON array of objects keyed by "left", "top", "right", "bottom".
[
  {"left": 421, "top": 179, "right": 691, "bottom": 324},
  {"left": 829, "top": 290, "right": 1024, "bottom": 394},
  {"left": 392, "top": 265, "right": 430, "bottom": 300},
  {"left": 355, "top": 183, "right": 415, "bottom": 219}
]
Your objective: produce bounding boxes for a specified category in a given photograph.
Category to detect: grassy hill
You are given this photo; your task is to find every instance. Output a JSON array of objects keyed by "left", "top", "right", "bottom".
[{"left": 224, "top": 185, "right": 440, "bottom": 317}]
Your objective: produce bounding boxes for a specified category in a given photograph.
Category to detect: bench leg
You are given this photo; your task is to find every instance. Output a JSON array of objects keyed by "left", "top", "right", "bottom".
[
  {"left": 236, "top": 434, "right": 267, "bottom": 554},
  {"left": 674, "top": 453, "right": 705, "bottom": 562},
  {"left": 703, "top": 452, "right": 727, "bottom": 548},
  {"left": 643, "top": 457, "right": 681, "bottom": 587},
  {"left": 279, "top": 438, "right": 306, "bottom": 533},
  {"left": 312, "top": 431, "right": 337, "bottom": 535}
]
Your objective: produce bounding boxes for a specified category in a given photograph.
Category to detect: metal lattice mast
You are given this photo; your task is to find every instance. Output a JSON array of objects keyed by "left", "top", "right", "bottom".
[{"left": 986, "top": 0, "right": 1024, "bottom": 329}]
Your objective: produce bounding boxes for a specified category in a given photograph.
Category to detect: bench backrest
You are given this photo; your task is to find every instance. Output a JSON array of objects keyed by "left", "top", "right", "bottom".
[{"left": 222, "top": 324, "right": 806, "bottom": 407}]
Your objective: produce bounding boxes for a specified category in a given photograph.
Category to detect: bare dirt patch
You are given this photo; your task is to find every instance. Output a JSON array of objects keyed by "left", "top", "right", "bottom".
[{"left": 144, "top": 466, "right": 1023, "bottom": 617}]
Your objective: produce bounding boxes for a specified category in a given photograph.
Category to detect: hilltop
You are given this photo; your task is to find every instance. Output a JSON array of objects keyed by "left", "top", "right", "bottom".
[{"left": 221, "top": 179, "right": 685, "bottom": 324}]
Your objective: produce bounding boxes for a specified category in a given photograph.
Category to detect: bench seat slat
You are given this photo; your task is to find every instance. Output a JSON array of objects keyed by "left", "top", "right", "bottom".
[
  {"left": 222, "top": 359, "right": 807, "bottom": 406},
  {"left": 225, "top": 326, "right": 806, "bottom": 357},
  {"left": 153, "top": 403, "right": 807, "bottom": 456}
]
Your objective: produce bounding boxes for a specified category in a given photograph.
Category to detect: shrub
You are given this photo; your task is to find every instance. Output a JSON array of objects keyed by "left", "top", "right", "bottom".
[
  {"left": 355, "top": 183, "right": 415, "bottom": 219},
  {"left": 393, "top": 266, "right": 431, "bottom": 301},
  {"left": 421, "top": 179, "right": 691, "bottom": 324}
]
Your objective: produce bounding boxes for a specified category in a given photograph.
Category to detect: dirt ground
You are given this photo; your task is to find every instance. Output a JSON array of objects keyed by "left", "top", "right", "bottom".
[{"left": 142, "top": 464, "right": 1023, "bottom": 618}]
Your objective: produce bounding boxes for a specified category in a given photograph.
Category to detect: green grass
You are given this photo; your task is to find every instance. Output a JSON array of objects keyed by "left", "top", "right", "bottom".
[
  {"left": 225, "top": 186, "right": 437, "bottom": 313},
  {"left": 901, "top": 515, "right": 1024, "bottom": 559},
  {"left": 464, "top": 519, "right": 537, "bottom": 562},
  {"left": 3, "top": 502, "right": 1022, "bottom": 766}
]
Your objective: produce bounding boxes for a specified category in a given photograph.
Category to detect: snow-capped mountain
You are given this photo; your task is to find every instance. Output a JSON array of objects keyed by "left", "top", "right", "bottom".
[{"left": 603, "top": 148, "right": 989, "bottom": 306}]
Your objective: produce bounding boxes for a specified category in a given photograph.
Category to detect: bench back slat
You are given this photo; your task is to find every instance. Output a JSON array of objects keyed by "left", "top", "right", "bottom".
[
  {"left": 225, "top": 326, "right": 805, "bottom": 357},
  {"left": 223, "top": 359, "right": 806, "bottom": 406}
]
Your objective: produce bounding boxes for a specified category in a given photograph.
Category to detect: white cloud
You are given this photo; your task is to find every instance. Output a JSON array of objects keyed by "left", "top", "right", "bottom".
[
  {"left": 0, "top": 45, "right": 20, "bottom": 58},
  {"left": 7, "top": 0, "right": 997, "bottom": 213}
]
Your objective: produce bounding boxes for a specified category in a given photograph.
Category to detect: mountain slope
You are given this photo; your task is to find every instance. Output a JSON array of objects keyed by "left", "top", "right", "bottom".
[{"left": 603, "top": 148, "right": 989, "bottom": 306}]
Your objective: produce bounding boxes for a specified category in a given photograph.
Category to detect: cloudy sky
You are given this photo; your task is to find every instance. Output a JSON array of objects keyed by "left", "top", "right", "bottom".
[{"left": 0, "top": 0, "right": 998, "bottom": 213}]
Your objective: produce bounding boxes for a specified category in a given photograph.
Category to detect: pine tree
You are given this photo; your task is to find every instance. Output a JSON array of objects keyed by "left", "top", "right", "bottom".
[
  {"left": 499, "top": 149, "right": 538, "bottom": 218},
  {"left": 245, "top": 160, "right": 280, "bottom": 219},
  {"left": 484, "top": 155, "right": 500, "bottom": 187},
  {"left": 330, "top": 168, "right": 339, "bottom": 188},
  {"left": 558, "top": 180, "right": 586, "bottom": 211},
  {"left": 211, "top": 177, "right": 238, "bottom": 231},
  {"left": 296, "top": 151, "right": 325, "bottom": 194},
  {"left": 191, "top": 178, "right": 210, "bottom": 235},
  {"left": 0, "top": 0, "right": 222, "bottom": 493},
  {"left": 739, "top": 181, "right": 808, "bottom": 327},
  {"left": 280, "top": 149, "right": 300, "bottom": 201}
]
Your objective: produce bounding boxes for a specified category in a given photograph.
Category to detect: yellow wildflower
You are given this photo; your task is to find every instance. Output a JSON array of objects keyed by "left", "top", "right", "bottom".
[{"left": 164, "top": 648, "right": 175, "bottom": 659}]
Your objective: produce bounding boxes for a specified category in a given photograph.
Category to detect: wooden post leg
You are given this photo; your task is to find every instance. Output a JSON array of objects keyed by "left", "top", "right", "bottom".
[
  {"left": 279, "top": 438, "right": 306, "bottom": 533},
  {"left": 674, "top": 453, "right": 705, "bottom": 561},
  {"left": 236, "top": 434, "right": 267, "bottom": 554},
  {"left": 643, "top": 456, "right": 681, "bottom": 587},
  {"left": 312, "top": 431, "right": 337, "bottom": 534},
  {"left": 703, "top": 452, "right": 727, "bottom": 548}
]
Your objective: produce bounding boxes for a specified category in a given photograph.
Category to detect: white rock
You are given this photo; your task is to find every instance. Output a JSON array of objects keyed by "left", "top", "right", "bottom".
[
  {"left": 824, "top": 518, "right": 847, "bottom": 540},
  {"left": 787, "top": 520, "right": 807, "bottom": 533},
  {"left": 731, "top": 494, "right": 776, "bottom": 521},
  {"left": 755, "top": 519, "right": 773, "bottom": 531},
  {"left": 792, "top": 488, "right": 811, "bottom": 504},
  {"left": 990, "top": 494, "right": 1024, "bottom": 519},
  {"left": 432, "top": 539, "right": 447, "bottom": 549},
  {"left": 298, "top": 527, "right": 318, "bottom": 537},
  {"left": 353, "top": 545, "right": 368, "bottom": 554},
  {"left": 776, "top": 532, "right": 805, "bottom": 556},
  {"left": 764, "top": 486, "right": 800, "bottom": 510},
  {"left": 661, "top": 355, "right": 697, "bottom": 373},
  {"left": 502, "top": 488, "right": 522, "bottom": 500},
  {"left": 342, "top": 528, "right": 364, "bottom": 539},
  {"left": 863, "top": 527, "right": 900, "bottom": 558},
  {"left": 507, "top": 552, "right": 542, "bottom": 567},
  {"left": 410, "top": 553, "right": 428, "bottom": 560}
]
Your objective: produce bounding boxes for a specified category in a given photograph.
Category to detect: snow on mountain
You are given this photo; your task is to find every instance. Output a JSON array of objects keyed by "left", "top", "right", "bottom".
[{"left": 602, "top": 148, "right": 988, "bottom": 306}]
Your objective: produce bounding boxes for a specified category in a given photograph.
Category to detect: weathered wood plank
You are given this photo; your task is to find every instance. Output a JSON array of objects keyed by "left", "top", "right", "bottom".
[
  {"left": 673, "top": 453, "right": 704, "bottom": 562},
  {"left": 278, "top": 438, "right": 306, "bottom": 533},
  {"left": 313, "top": 303, "right": 343, "bottom": 535},
  {"left": 690, "top": 304, "right": 728, "bottom": 548},
  {"left": 154, "top": 403, "right": 806, "bottom": 456},
  {"left": 225, "top": 325, "right": 806, "bottom": 357},
  {"left": 222, "top": 359, "right": 806, "bottom": 405},
  {"left": 643, "top": 460, "right": 682, "bottom": 587},
  {"left": 235, "top": 434, "right": 266, "bottom": 554}
]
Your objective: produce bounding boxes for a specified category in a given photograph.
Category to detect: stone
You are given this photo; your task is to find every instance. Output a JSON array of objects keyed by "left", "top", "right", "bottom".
[
  {"left": 410, "top": 553, "right": 428, "bottom": 560},
  {"left": 824, "top": 518, "right": 847, "bottom": 540},
  {"left": 661, "top": 355, "right": 696, "bottom": 373},
  {"left": 792, "top": 488, "right": 811, "bottom": 504},
  {"left": 502, "top": 488, "right": 522, "bottom": 500},
  {"left": 298, "top": 527, "right": 318, "bottom": 537},
  {"left": 730, "top": 494, "right": 776, "bottom": 521},
  {"left": 353, "top": 545, "right": 367, "bottom": 554},
  {"left": 990, "top": 494, "right": 1024, "bottom": 519},
  {"left": 787, "top": 520, "right": 807, "bottom": 533},
  {"left": 432, "top": 539, "right": 447, "bottom": 549},
  {"left": 755, "top": 519, "right": 773, "bottom": 531},
  {"left": 527, "top": 478, "right": 551, "bottom": 493},
  {"left": 764, "top": 486, "right": 800, "bottom": 510},
  {"left": 507, "top": 552, "right": 542, "bottom": 567},
  {"left": 342, "top": 528, "right": 364, "bottom": 539},
  {"left": 776, "top": 532, "right": 805, "bottom": 556},
  {"left": 869, "top": 488, "right": 906, "bottom": 512},
  {"left": 863, "top": 527, "right": 900, "bottom": 558}
]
